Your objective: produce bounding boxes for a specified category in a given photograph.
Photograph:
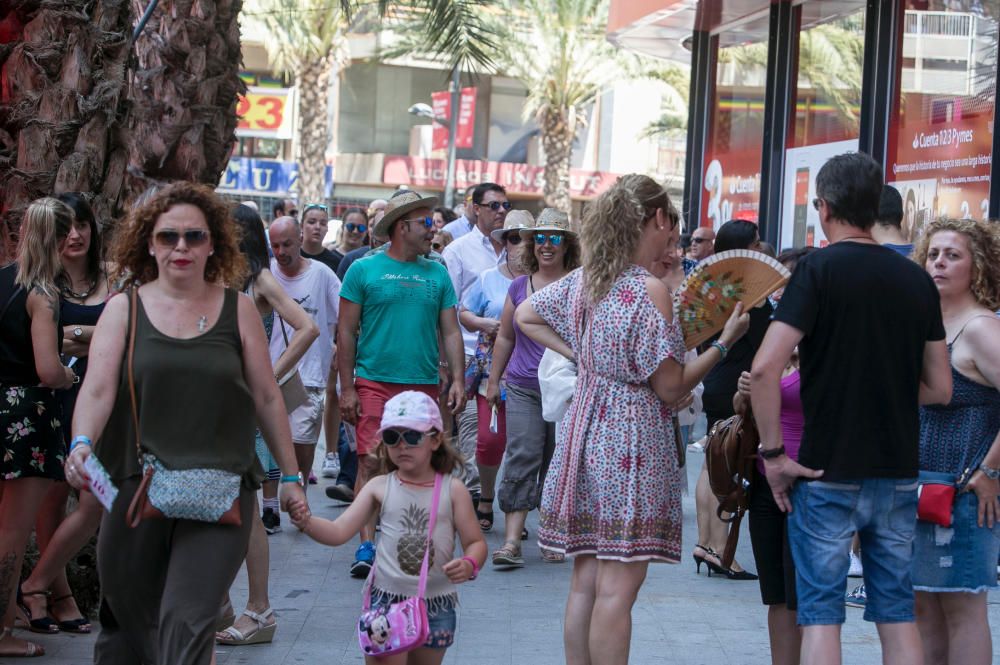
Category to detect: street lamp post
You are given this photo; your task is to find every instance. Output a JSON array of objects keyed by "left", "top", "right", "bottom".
[{"left": 408, "top": 68, "right": 461, "bottom": 208}]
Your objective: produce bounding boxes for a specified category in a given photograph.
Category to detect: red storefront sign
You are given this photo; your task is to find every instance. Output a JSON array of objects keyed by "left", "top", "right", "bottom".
[
  {"left": 431, "top": 88, "right": 477, "bottom": 151},
  {"left": 887, "top": 105, "right": 993, "bottom": 238},
  {"left": 701, "top": 149, "right": 762, "bottom": 229},
  {"left": 383, "top": 156, "right": 619, "bottom": 199}
]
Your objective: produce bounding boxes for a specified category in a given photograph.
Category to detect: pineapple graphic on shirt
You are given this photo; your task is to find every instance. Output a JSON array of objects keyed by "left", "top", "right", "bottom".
[{"left": 397, "top": 503, "right": 433, "bottom": 575}]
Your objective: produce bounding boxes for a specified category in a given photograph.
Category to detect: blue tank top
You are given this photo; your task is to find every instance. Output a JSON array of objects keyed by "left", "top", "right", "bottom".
[{"left": 919, "top": 348, "right": 1000, "bottom": 477}]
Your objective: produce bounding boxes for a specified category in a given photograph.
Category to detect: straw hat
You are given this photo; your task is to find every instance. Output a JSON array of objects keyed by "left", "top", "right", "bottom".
[
  {"left": 520, "top": 208, "right": 576, "bottom": 237},
  {"left": 490, "top": 209, "right": 535, "bottom": 241},
  {"left": 374, "top": 190, "right": 439, "bottom": 237}
]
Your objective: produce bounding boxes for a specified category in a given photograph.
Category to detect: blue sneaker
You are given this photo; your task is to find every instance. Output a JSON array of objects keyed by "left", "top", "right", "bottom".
[
  {"left": 845, "top": 583, "right": 866, "bottom": 608},
  {"left": 350, "top": 541, "right": 375, "bottom": 578}
]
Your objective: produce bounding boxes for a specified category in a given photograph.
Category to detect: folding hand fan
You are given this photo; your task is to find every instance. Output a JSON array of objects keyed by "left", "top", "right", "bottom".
[{"left": 674, "top": 249, "right": 792, "bottom": 350}]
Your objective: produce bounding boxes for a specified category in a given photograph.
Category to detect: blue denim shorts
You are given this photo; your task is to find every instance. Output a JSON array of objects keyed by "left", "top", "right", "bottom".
[
  {"left": 369, "top": 590, "right": 457, "bottom": 649},
  {"left": 788, "top": 477, "right": 918, "bottom": 626},
  {"left": 912, "top": 470, "right": 1000, "bottom": 593}
]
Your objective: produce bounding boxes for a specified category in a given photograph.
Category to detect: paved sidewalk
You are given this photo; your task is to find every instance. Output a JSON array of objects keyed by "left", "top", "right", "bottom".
[{"left": 21, "top": 452, "right": 1000, "bottom": 665}]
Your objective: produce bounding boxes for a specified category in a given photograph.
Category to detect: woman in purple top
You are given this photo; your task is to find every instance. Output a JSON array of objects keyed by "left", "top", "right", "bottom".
[
  {"left": 738, "top": 354, "right": 803, "bottom": 665},
  {"left": 486, "top": 209, "right": 581, "bottom": 568}
]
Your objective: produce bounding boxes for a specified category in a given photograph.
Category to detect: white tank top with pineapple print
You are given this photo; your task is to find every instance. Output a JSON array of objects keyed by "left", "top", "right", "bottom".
[{"left": 372, "top": 472, "right": 457, "bottom": 602}]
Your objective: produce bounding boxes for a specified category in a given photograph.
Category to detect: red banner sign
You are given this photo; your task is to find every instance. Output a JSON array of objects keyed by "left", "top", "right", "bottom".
[
  {"left": 383, "top": 156, "right": 619, "bottom": 199},
  {"left": 431, "top": 87, "right": 476, "bottom": 151}
]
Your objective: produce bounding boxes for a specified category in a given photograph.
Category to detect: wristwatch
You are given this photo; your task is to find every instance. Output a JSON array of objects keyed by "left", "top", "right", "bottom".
[
  {"left": 979, "top": 463, "right": 1000, "bottom": 480},
  {"left": 73, "top": 327, "right": 83, "bottom": 338},
  {"left": 757, "top": 445, "right": 786, "bottom": 461}
]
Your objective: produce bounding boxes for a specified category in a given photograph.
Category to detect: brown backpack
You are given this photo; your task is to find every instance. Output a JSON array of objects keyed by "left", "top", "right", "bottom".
[{"left": 704, "top": 404, "right": 759, "bottom": 568}]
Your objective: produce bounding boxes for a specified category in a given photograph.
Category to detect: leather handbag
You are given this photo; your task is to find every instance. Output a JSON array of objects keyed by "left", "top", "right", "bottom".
[
  {"left": 123, "top": 289, "right": 242, "bottom": 528},
  {"left": 276, "top": 314, "right": 308, "bottom": 413},
  {"left": 704, "top": 404, "right": 759, "bottom": 568},
  {"left": 357, "top": 473, "right": 442, "bottom": 657}
]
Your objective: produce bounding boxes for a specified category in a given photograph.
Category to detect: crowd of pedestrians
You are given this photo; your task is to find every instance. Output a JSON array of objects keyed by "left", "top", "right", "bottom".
[{"left": 0, "top": 149, "right": 997, "bottom": 665}]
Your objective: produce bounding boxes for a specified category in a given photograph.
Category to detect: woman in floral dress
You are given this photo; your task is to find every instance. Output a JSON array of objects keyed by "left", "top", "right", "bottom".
[
  {"left": 515, "top": 174, "right": 749, "bottom": 665},
  {"left": 0, "top": 198, "right": 78, "bottom": 658}
]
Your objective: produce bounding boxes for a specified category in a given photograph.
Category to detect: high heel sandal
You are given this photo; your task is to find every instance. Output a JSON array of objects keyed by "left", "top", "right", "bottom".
[
  {"left": 697, "top": 547, "right": 759, "bottom": 580},
  {"left": 16, "top": 587, "right": 58, "bottom": 634},
  {"left": 692, "top": 544, "right": 713, "bottom": 574}
]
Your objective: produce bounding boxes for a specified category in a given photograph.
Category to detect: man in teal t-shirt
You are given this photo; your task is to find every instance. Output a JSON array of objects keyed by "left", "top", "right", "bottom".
[{"left": 337, "top": 190, "right": 467, "bottom": 578}]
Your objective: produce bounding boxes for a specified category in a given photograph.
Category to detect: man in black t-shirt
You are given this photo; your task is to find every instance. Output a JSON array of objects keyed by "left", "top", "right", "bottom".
[{"left": 751, "top": 152, "right": 952, "bottom": 664}]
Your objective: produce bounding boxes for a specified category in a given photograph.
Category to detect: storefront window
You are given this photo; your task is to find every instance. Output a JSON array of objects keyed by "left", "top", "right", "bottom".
[
  {"left": 780, "top": 3, "right": 866, "bottom": 249},
  {"left": 703, "top": 14, "right": 770, "bottom": 228},
  {"left": 887, "top": 0, "right": 998, "bottom": 238}
]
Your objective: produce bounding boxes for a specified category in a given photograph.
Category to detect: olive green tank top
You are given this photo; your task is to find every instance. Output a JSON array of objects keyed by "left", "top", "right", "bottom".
[{"left": 95, "top": 289, "right": 264, "bottom": 486}]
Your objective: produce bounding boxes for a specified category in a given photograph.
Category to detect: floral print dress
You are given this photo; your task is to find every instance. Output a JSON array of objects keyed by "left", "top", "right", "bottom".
[
  {"left": 531, "top": 266, "right": 686, "bottom": 562},
  {"left": 1, "top": 385, "right": 65, "bottom": 480}
]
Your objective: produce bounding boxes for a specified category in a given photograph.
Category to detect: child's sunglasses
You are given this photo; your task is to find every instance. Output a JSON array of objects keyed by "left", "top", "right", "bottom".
[
  {"left": 381, "top": 429, "right": 435, "bottom": 447},
  {"left": 154, "top": 229, "right": 211, "bottom": 248},
  {"left": 534, "top": 233, "right": 564, "bottom": 246}
]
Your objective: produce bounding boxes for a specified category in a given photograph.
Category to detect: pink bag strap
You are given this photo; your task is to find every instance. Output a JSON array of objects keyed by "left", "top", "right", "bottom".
[{"left": 362, "top": 473, "right": 443, "bottom": 610}]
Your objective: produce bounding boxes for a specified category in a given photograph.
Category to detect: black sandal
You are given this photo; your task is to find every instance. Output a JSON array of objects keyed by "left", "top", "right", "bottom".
[
  {"left": 16, "top": 587, "right": 57, "bottom": 634},
  {"left": 476, "top": 497, "right": 494, "bottom": 532},
  {"left": 50, "top": 594, "right": 92, "bottom": 634}
]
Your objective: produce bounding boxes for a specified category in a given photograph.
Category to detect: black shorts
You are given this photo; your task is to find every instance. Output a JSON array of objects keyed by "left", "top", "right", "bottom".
[{"left": 748, "top": 467, "right": 797, "bottom": 609}]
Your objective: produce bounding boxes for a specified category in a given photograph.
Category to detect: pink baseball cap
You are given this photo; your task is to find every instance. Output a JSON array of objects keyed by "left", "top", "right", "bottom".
[{"left": 379, "top": 391, "right": 443, "bottom": 434}]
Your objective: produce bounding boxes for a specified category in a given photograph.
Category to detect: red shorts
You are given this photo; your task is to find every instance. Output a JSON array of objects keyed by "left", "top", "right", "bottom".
[{"left": 355, "top": 378, "right": 440, "bottom": 456}]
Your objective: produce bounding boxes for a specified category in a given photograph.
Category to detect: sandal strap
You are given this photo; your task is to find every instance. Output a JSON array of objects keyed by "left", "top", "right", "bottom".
[
  {"left": 21, "top": 589, "right": 51, "bottom": 598},
  {"left": 242, "top": 608, "right": 274, "bottom": 624},
  {"left": 50, "top": 594, "right": 74, "bottom": 603},
  {"left": 219, "top": 625, "right": 249, "bottom": 642}
]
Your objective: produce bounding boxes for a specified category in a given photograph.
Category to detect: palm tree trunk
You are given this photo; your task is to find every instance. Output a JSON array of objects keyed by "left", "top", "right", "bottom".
[
  {"left": 540, "top": 105, "right": 574, "bottom": 215},
  {"left": 126, "top": 0, "right": 245, "bottom": 194},
  {"left": 295, "top": 50, "right": 334, "bottom": 205},
  {"left": 0, "top": 0, "right": 132, "bottom": 258}
]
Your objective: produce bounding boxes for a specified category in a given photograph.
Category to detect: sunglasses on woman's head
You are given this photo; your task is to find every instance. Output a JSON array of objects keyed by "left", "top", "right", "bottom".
[
  {"left": 534, "top": 233, "right": 564, "bottom": 247},
  {"left": 344, "top": 223, "right": 367, "bottom": 233},
  {"left": 154, "top": 229, "right": 211, "bottom": 248},
  {"left": 403, "top": 216, "right": 434, "bottom": 229},
  {"left": 481, "top": 201, "right": 512, "bottom": 211},
  {"left": 304, "top": 203, "right": 328, "bottom": 213},
  {"left": 381, "top": 429, "right": 434, "bottom": 447}
]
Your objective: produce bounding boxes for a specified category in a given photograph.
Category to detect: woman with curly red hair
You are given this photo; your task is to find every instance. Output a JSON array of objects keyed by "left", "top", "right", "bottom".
[
  {"left": 912, "top": 218, "right": 1000, "bottom": 665},
  {"left": 63, "top": 182, "right": 307, "bottom": 664}
]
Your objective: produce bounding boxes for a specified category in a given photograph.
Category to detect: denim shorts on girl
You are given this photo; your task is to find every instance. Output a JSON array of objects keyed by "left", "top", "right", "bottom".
[
  {"left": 788, "top": 477, "right": 918, "bottom": 626},
  {"left": 369, "top": 589, "right": 457, "bottom": 649},
  {"left": 912, "top": 470, "right": 1000, "bottom": 593}
]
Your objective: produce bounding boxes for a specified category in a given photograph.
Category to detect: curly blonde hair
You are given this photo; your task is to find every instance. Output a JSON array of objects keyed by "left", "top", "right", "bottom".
[
  {"left": 912, "top": 218, "right": 1000, "bottom": 311},
  {"left": 111, "top": 182, "right": 247, "bottom": 287},
  {"left": 581, "top": 174, "right": 679, "bottom": 302},
  {"left": 16, "top": 198, "right": 73, "bottom": 297}
]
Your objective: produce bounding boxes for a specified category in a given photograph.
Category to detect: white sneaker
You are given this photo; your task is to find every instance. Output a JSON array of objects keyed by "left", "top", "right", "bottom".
[
  {"left": 321, "top": 452, "right": 339, "bottom": 478},
  {"left": 848, "top": 551, "right": 863, "bottom": 578}
]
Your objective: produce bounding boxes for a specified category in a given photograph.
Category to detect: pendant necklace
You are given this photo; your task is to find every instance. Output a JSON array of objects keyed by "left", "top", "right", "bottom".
[{"left": 197, "top": 316, "right": 208, "bottom": 332}]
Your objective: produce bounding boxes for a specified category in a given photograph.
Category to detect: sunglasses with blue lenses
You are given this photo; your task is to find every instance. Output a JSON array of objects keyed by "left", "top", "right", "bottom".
[
  {"left": 534, "top": 233, "right": 564, "bottom": 246},
  {"left": 381, "top": 429, "right": 435, "bottom": 447},
  {"left": 303, "top": 203, "right": 328, "bottom": 213},
  {"left": 344, "top": 223, "right": 367, "bottom": 233},
  {"left": 403, "top": 216, "right": 435, "bottom": 229}
]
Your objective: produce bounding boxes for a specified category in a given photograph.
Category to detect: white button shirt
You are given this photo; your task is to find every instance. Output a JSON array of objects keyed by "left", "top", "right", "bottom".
[{"left": 441, "top": 225, "right": 505, "bottom": 355}]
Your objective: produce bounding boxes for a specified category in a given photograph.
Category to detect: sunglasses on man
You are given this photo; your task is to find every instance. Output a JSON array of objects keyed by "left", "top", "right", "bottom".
[
  {"left": 534, "top": 233, "right": 564, "bottom": 247},
  {"left": 344, "top": 223, "right": 367, "bottom": 233},
  {"left": 692, "top": 237, "right": 712, "bottom": 244},
  {"left": 154, "top": 229, "right": 211, "bottom": 248},
  {"left": 381, "top": 429, "right": 437, "bottom": 447},
  {"left": 403, "top": 216, "right": 435, "bottom": 229},
  {"left": 479, "top": 201, "right": 512, "bottom": 212}
]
